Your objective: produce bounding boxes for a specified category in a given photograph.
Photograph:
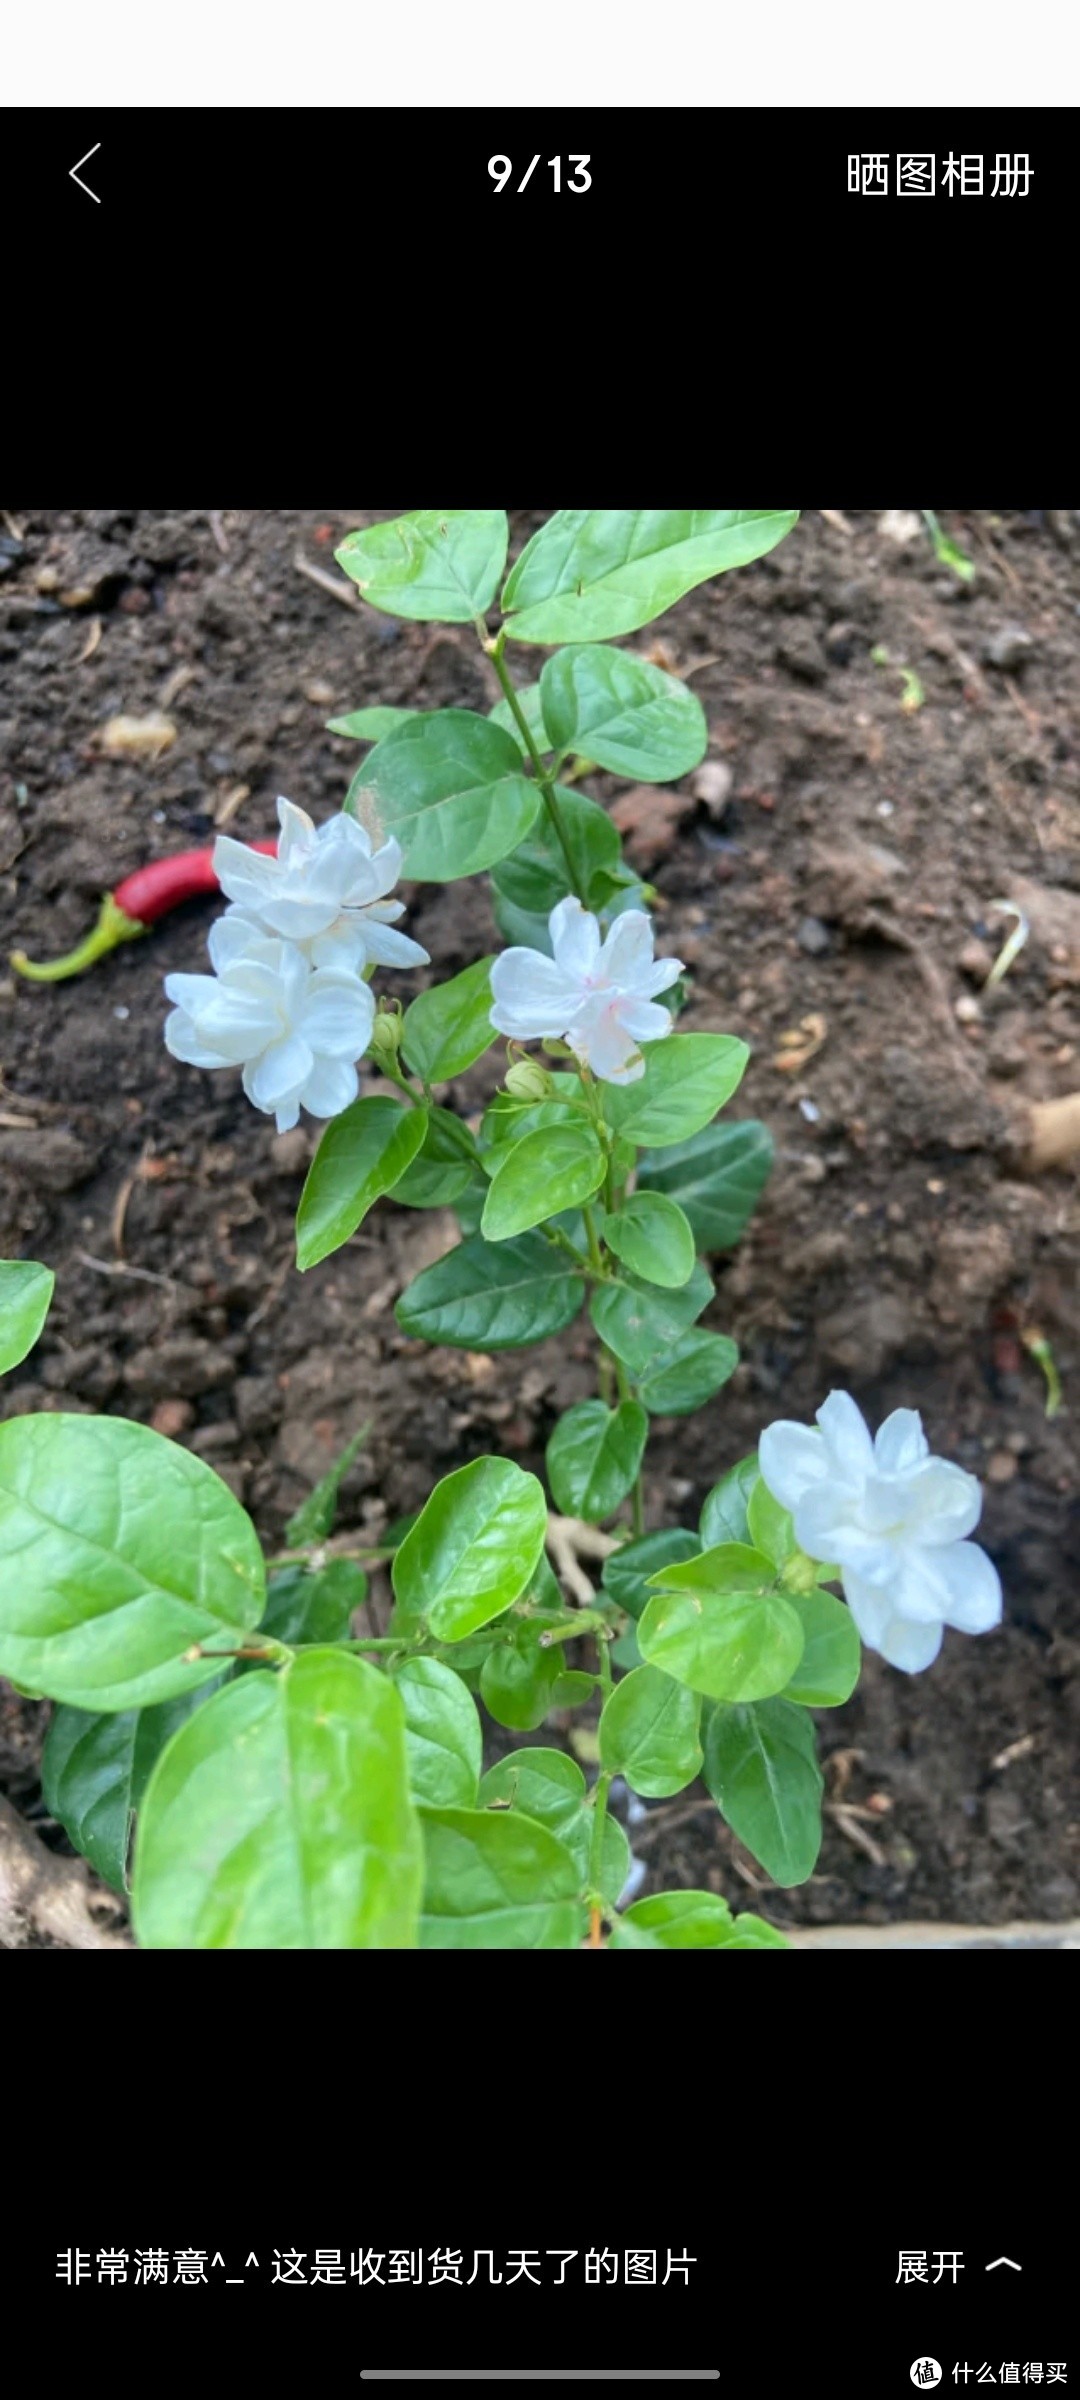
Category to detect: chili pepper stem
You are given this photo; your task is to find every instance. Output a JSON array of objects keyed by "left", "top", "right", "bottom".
[{"left": 10, "top": 891, "right": 147, "bottom": 982}]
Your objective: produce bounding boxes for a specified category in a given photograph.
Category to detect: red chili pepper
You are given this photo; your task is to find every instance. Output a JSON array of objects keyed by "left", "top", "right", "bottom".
[{"left": 10, "top": 840, "right": 278, "bottom": 982}]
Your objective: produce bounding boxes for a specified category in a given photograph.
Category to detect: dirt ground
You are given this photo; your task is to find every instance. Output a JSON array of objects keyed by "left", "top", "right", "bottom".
[{"left": 2, "top": 504, "right": 1079, "bottom": 1939}]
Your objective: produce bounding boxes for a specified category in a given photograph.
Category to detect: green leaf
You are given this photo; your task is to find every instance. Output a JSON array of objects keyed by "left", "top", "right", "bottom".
[
  {"left": 391, "top": 1456, "right": 547, "bottom": 1641},
  {"left": 479, "top": 1637, "right": 561, "bottom": 1730},
  {"left": 746, "top": 1479, "right": 799, "bottom": 1570},
  {"left": 638, "top": 1328, "right": 739, "bottom": 1416},
  {"left": 546, "top": 1399, "right": 648, "bottom": 1524},
  {"left": 602, "top": 1528, "right": 702, "bottom": 1621},
  {"left": 589, "top": 1259, "right": 714, "bottom": 1375},
  {"left": 418, "top": 1806, "right": 586, "bottom": 1947},
  {"left": 780, "top": 1587, "right": 861, "bottom": 1708},
  {"left": 256, "top": 1559, "right": 366, "bottom": 1648},
  {"left": 638, "top": 1119, "right": 774, "bottom": 1250},
  {"left": 0, "top": 1260, "right": 54, "bottom": 1374},
  {"left": 0, "top": 1415, "right": 265, "bottom": 1711},
  {"left": 392, "top": 1657, "right": 482, "bottom": 1807},
  {"left": 540, "top": 645, "right": 707, "bottom": 781},
  {"left": 610, "top": 1890, "right": 732, "bottom": 1949},
  {"left": 549, "top": 1667, "right": 597, "bottom": 1710},
  {"left": 348, "top": 711, "right": 539, "bottom": 881},
  {"left": 716, "top": 1913, "right": 790, "bottom": 1949},
  {"left": 335, "top": 509, "right": 509, "bottom": 622},
  {"left": 284, "top": 1422, "right": 370, "bottom": 1546},
  {"left": 502, "top": 509, "right": 799, "bottom": 645},
  {"left": 703, "top": 1697, "right": 823, "bottom": 1886},
  {"left": 489, "top": 788, "right": 622, "bottom": 919},
  {"left": 639, "top": 1543, "right": 805, "bottom": 1701},
  {"left": 133, "top": 1649, "right": 422, "bottom": 1947},
  {"left": 598, "top": 1664, "right": 703, "bottom": 1798},
  {"left": 296, "top": 1096, "right": 428, "bottom": 1270},
  {"left": 600, "top": 1193, "right": 695, "bottom": 1288},
  {"left": 396, "top": 1230, "right": 585, "bottom": 1351},
  {"left": 480, "top": 1077, "right": 584, "bottom": 1157},
  {"left": 41, "top": 1682, "right": 226, "bottom": 1895},
  {"left": 488, "top": 682, "right": 550, "bottom": 756},
  {"left": 700, "top": 1455, "right": 760, "bottom": 1548},
  {"left": 401, "top": 958, "right": 496, "bottom": 1085},
  {"left": 391, "top": 1108, "right": 485, "bottom": 1211},
  {"left": 481, "top": 1121, "right": 605, "bottom": 1241},
  {"left": 603, "top": 1034, "right": 749, "bottom": 1150},
  {"left": 326, "top": 705, "right": 419, "bottom": 741},
  {"left": 476, "top": 1748, "right": 628, "bottom": 1903}
]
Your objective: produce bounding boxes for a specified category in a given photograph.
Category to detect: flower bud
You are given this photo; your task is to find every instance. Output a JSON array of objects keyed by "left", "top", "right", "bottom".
[
  {"left": 368, "top": 1010, "right": 403, "bottom": 1068},
  {"left": 504, "top": 1058, "right": 554, "bottom": 1101}
]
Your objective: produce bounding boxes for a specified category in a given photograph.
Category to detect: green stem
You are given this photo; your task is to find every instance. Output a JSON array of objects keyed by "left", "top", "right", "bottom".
[
  {"left": 588, "top": 1767, "right": 613, "bottom": 1898},
  {"left": 482, "top": 627, "right": 583, "bottom": 899}
]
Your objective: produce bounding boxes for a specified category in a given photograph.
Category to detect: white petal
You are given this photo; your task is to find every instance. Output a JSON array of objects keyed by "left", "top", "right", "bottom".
[
  {"left": 247, "top": 1033, "right": 315, "bottom": 1110},
  {"left": 640, "top": 955, "right": 685, "bottom": 998},
  {"left": 163, "top": 1009, "right": 232, "bottom": 1069},
  {"left": 363, "top": 898, "right": 406, "bottom": 924},
  {"left": 212, "top": 835, "right": 284, "bottom": 911},
  {"left": 302, "top": 978, "right": 376, "bottom": 1057},
  {"left": 490, "top": 948, "right": 588, "bottom": 1037},
  {"left": 815, "top": 1390, "right": 875, "bottom": 1484},
  {"left": 873, "top": 1408, "right": 928, "bottom": 1475},
  {"left": 274, "top": 1097, "right": 302, "bottom": 1133},
  {"left": 306, "top": 923, "right": 370, "bottom": 974},
  {"left": 598, "top": 910, "right": 656, "bottom": 990},
  {"left": 793, "top": 1488, "right": 900, "bottom": 1584},
  {"left": 615, "top": 996, "right": 676, "bottom": 1044},
  {"left": 898, "top": 1458, "right": 983, "bottom": 1547},
  {"left": 207, "top": 910, "right": 270, "bottom": 974},
  {"left": 842, "top": 1570, "right": 944, "bottom": 1671},
  {"left": 300, "top": 1056, "right": 361, "bottom": 1120},
  {"left": 576, "top": 1004, "right": 643, "bottom": 1084},
  {"left": 875, "top": 1613, "right": 944, "bottom": 1673},
  {"left": 352, "top": 919, "right": 430, "bottom": 969},
  {"left": 757, "top": 1420, "right": 830, "bottom": 1511},
  {"left": 276, "top": 796, "right": 317, "bottom": 861},
  {"left": 254, "top": 890, "right": 344, "bottom": 941},
  {"left": 549, "top": 896, "right": 601, "bottom": 980},
  {"left": 898, "top": 1541, "right": 1002, "bottom": 1634},
  {"left": 163, "top": 970, "right": 220, "bottom": 1016}
]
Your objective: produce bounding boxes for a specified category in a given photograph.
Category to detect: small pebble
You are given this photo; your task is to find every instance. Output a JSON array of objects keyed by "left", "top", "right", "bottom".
[
  {"left": 113, "top": 1005, "right": 130, "bottom": 1021},
  {"left": 690, "top": 759, "right": 734, "bottom": 818},
  {"left": 877, "top": 800, "right": 895, "bottom": 817},
  {"left": 796, "top": 915, "right": 831, "bottom": 957},
  {"left": 957, "top": 937, "right": 993, "bottom": 982},
  {"left": 954, "top": 994, "right": 982, "bottom": 1024},
  {"left": 986, "top": 1449, "right": 1018, "bottom": 1484},
  {"left": 984, "top": 624, "right": 1036, "bottom": 671},
  {"left": 799, "top": 1098, "right": 821, "bottom": 1123}
]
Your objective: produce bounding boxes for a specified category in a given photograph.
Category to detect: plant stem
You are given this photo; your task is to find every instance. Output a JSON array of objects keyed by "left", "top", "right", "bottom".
[
  {"left": 481, "top": 625, "right": 583, "bottom": 898},
  {"left": 588, "top": 1768, "right": 613, "bottom": 1899}
]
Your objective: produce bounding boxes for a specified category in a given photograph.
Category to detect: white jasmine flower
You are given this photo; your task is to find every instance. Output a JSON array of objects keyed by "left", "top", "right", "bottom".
[
  {"left": 164, "top": 917, "right": 375, "bottom": 1132},
  {"left": 489, "top": 896, "right": 683, "bottom": 1085},
  {"left": 758, "top": 1389, "right": 1003, "bottom": 1674},
  {"left": 213, "top": 796, "right": 429, "bottom": 973}
]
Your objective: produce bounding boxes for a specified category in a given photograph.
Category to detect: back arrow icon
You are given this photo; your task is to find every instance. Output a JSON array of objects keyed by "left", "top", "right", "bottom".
[
  {"left": 70, "top": 144, "right": 101, "bottom": 203},
  {"left": 986, "top": 2259, "right": 1021, "bottom": 2272}
]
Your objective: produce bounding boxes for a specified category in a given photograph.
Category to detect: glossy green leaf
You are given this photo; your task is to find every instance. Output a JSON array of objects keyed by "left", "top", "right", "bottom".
[
  {"left": 482, "top": 1121, "right": 605, "bottom": 1241},
  {"left": 396, "top": 1230, "right": 585, "bottom": 1351},
  {"left": 637, "top": 1119, "right": 774, "bottom": 1249},
  {"left": 699, "top": 1454, "right": 759, "bottom": 1549},
  {"left": 418, "top": 1805, "right": 585, "bottom": 1947},
  {"left": 391, "top": 1456, "right": 547, "bottom": 1642},
  {"left": 0, "top": 1260, "right": 54, "bottom": 1374},
  {"left": 256, "top": 1559, "right": 366, "bottom": 1648},
  {"left": 637, "top": 1327, "right": 739, "bottom": 1416},
  {"left": 401, "top": 957, "right": 496, "bottom": 1085},
  {"left": 780, "top": 1587, "right": 861, "bottom": 1707},
  {"left": 610, "top": 1890, "right": 733, "bottom": 1948},
  {"left": 284, "top": 1422, "right": 369, "bottom": 1546},
  {"left": 392, "top": 1657, "right": 482, "bottom": 1807},
  {"left": 477, "top": 1752, "right": 633, "bottom": 1905},
  {"left": 296, "top": 1096, "right": 428, "bottom": 1270},
  {"left": 480, "top": 1077, "right": 584, "bottom": 1157},
  {"left": 488, "top": 682, "right": 550, "bottom": 756},
  {"left": 589, "top": 1259, "right": 713, "bottom": 1375},
  {"left": 549, "top": 1667, "right": 597, "bottom": 1709},
  {"left": 546, "top": 1399, "right": 648, "bottom": 1524},
  {"left": 602, "top": 1528, "right": 702, "bottom": 1621},
  {"left": 134, "top": 1650, "right": 423, "bottom": 1947},
  {"left": 479, "top": 1637, "right": 561, "bottom": 1730},
  {"left": 603, "top": 1034, "right": 749, "bottom": 1150},
  {"left": 600, "top": 1193, "right": 695, "bottom": 1288},
  {"left": 502, "top": 510, "right": 800, "bottom": 645},
  {"left": 326, "top": 705, "right": 419, "bottom": 741},
  {"left": 391, "top": 1108, "right": 485, "bottom": 1211},
  {"left": 348, "top": 711, "right": 539, "bottom": 881},
  {"left": 598, "top": 1664, "right": 703, "bottom": 1798},
  {"left": 540, "top": 645, "right": 707, "bottom": 781},
  {"left": 489, "top": 786, "right": 622, "bottom": 918},
  {"left": 746, "top": 1479, "right": 799, "bottom": 1570},
  {"left": 639, "top": 1543, "right": 804, "bottom": 1700},
  {"left": 703, "top": 1697, "right": 823, "bottom": 1887},
  {"left": 41, "top": 1681, "right": 226, "bottom": 1894},
  {"left": 0, "top": 1414, "right": 265, "bottom": 1711},
  {"left": 335, "top": 509, "right": 509, "bottom": 622}
]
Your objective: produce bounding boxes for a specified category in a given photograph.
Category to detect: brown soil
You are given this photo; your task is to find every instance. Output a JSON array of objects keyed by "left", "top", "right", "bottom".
[{"left": 2, "top": 505, "right": 1079, "bottom": 1937}]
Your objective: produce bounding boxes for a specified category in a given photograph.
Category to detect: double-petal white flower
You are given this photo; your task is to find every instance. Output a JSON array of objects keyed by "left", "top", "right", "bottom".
[
  {"left": 213, "top": 796, "right": 429, "bottom": 975},
  {"left": 164, "top": 917, "right": 375, "bottom": 1133},
  {"left": 758, "top": 1390, "right": 1003, "bottom": 1673},
  {"left": 489, "top": 896, "right": 683, "bottom": 1085}
]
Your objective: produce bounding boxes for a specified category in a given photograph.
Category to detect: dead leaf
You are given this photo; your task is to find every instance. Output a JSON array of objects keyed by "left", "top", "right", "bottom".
[
  {"left": 773, "top": 1012, "right": 828, "bottom": 1072},
  {"left": 98, "top": 713, "right": 177, "bottom": 760}
]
